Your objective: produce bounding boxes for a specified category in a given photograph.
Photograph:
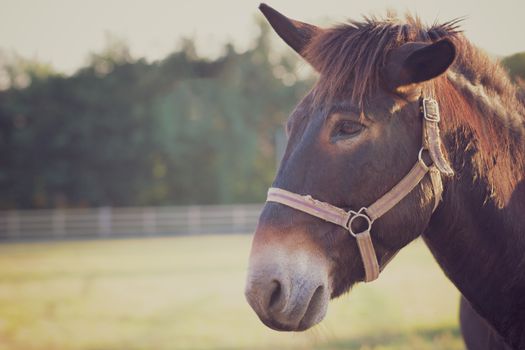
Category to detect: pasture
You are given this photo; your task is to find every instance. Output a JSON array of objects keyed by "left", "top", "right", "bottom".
[{"left": 0, "top": 234, "right": 464, "bottom": 350}]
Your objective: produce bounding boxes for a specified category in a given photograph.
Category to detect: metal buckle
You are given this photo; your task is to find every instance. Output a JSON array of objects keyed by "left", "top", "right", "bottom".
[
  {"left": 422, "top": 98, "right": 440, "bottom": 122},
  {"left": 345, "top": 207, "right": 373, "bottom": 237}
]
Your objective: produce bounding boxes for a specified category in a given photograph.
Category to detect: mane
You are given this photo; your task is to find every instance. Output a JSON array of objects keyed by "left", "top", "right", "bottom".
[
  {"left": 303, "top": 13, "right": 525, "bottom": 206},
  {"left": 302, "top": 13, "right": 462, "bottom": 105}
]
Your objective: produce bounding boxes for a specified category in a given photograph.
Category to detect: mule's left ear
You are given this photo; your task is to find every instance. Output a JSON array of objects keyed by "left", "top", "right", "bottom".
[
  {"left": 259, "top": 3, "right": 320, "bottom": 58},
  {"left": 386, "top": 39, "right": 456, "bottom": 89}
]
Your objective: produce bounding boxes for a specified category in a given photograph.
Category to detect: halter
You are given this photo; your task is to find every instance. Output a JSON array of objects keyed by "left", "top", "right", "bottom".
[{"left": 266, "top": 95, "right": 454, "bottom": 282}]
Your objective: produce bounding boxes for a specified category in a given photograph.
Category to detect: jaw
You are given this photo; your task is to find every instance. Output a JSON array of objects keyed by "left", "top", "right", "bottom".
[{"left": 329, "top": 279, "right": 357, "bottom": 299}]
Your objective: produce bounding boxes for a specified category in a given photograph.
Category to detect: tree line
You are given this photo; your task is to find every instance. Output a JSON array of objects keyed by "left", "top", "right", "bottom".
[{"left": 0, "top": 24, "right": 523, "bottom": 209}]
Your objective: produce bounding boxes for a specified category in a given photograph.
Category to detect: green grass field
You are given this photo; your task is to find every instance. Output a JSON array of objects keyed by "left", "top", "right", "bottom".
[{"left": 0, "top": 235, "right": 464, "bottom": 350}]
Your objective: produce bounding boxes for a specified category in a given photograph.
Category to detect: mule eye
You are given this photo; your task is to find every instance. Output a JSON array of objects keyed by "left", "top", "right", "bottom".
[{"left": 335, "top": 120, "right": 364, "bottom": 137}]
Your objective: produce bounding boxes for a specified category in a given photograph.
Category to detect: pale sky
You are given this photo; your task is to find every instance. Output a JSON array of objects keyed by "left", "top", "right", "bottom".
[{"left": 0, "top": 0, "right": 524, "bottom": 74}]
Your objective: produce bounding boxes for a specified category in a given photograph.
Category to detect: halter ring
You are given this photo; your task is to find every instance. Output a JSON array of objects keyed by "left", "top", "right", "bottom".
[
  {"left": 346, "top": 208, "right": 373, "bottom": 237},
  {"left": 418, "top": 148, "right": 434, "bottom": 170}
]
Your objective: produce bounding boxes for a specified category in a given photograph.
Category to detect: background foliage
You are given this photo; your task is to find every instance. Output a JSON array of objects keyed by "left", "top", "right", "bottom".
[{"left": 0, "top": 23, "right": 523, "bottom": 209}]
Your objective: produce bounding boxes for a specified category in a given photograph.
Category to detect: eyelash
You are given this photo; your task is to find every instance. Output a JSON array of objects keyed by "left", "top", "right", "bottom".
[{"left": 335, "top": 120, "right": 364, "bottom": 137}]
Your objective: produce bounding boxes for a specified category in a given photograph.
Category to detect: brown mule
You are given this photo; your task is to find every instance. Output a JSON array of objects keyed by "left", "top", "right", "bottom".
[{"left": 245, "top": 4, "right": 525, "bottom": 349}]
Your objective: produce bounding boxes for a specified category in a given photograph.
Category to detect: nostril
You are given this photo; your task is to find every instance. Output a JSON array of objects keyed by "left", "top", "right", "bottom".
[
  {"left": 298, "top": 284, "right": 327, "bottom": 330},
  {"left": 268, "top": 280, "right": 282, "bottom": 309},
  {"left": 310, "top": 285, "right": 324, "bottom": 309}
]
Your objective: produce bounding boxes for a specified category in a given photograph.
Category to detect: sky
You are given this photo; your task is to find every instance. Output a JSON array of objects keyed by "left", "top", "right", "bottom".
[{"left": 0, "top": 0, "right": 524, "bottom": 74}]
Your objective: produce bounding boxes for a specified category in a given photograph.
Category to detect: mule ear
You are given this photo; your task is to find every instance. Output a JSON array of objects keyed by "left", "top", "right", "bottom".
[
  {"left": 259, "top": 3, "right": 319, "bottom": 57},
  {"left": 386, "top": 39, "right": 456, "bottom": 89}
]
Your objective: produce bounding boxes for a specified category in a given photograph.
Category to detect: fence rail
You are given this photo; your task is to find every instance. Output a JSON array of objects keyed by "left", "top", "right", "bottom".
[{"left": 0, "top": 204, "right": 264, "bottom": 240}]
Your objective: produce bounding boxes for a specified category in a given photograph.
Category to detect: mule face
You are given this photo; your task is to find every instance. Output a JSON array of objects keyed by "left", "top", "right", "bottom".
[{"left": 245, "top": 4, "right": 456, "bottom": 332}]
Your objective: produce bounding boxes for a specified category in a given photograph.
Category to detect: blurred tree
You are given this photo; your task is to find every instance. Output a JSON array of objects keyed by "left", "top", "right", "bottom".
[
  {"left": 0, "top": 22, "right": 311, "bottom": 209},
  {"left": 0, "top": 51, "right": 58, "bottom": 90},
  {"left": 502, "top": 52, "right": 525, "bottom": 80},
  {"left": 502, "top": 52, "right": 525, "bottom": 90}
]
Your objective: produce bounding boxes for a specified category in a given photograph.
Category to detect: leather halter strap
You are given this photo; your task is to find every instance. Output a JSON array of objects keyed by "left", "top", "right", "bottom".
[{"left": 266, "top": 96, "right": 453, "bottom": 282}]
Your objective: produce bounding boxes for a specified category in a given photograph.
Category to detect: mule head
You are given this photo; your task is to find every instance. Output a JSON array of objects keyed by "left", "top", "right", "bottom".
[{"left": 245, "top": 4, "right": 456, "bottom": 331}]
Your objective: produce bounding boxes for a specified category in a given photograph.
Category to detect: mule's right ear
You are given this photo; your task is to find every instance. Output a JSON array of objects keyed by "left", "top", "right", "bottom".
[{"left": 259, "top": 3, "right": 320, "bottom": 58}]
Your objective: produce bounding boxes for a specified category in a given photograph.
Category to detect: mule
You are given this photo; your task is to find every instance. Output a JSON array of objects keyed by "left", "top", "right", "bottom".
[{"left": 244, "top": 4, "right": 525, "bottom": 349}]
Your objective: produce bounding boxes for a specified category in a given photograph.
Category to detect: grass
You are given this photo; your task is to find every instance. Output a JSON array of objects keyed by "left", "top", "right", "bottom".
[{"left": 0, "top": 234, "right": 464, "bottom": 350}]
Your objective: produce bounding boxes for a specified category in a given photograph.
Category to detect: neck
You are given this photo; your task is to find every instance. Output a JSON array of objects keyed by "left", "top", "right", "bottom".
[
  {"left": 424, "top": 175, "right": 525, "bottom": 348},
  {"left": 423, "top": 77, "right": 525, "bottom": 348}
]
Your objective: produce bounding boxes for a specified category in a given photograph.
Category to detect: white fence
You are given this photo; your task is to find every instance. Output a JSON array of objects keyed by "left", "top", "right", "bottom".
[{"left": 0, "top": 204, "right": 264, "bottom": 240}]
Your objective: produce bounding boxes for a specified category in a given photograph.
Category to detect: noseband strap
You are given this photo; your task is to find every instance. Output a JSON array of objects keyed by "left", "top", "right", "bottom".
[{"left": 266, "top": 96, "right": 453, "bottom": 283}]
